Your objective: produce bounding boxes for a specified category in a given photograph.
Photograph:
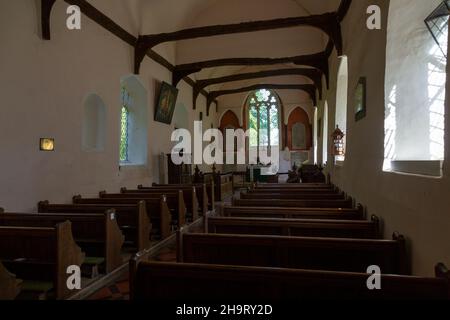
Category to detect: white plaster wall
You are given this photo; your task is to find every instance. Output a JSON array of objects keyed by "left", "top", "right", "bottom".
[
  {"left": 0, "top": 1, "right": 215, "bottom": 211},
  {"left": 326, "top": 0, "right": 450, "bottom": 276}
]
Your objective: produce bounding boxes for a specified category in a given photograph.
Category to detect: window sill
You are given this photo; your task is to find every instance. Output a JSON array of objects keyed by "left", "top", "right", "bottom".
[
  {"left": 335, "top": 160, "right": 345, "bottom": 167},
  {"left": 119, "top": 163, "right": 147, "bottom": 170},
  {"left": 383, "top": 160, "right": 442, "bottom": 178}
]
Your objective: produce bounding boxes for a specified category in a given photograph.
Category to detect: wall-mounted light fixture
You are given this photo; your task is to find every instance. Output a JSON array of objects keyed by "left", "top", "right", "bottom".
[
  {"left": 331, "top": 126, "right": 345, "bottom": 157},
  {"left": 40, "top": 138, "right": 55, "bottom": 151}
]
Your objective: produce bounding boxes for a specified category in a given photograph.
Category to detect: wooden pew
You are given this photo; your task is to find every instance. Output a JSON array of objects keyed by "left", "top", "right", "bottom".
[
  {"left": 240, "top": 191, "right": 346, "bottom": 200},
  {"left": 38, "top": 201, "right": 152, "bottom": 250},
  {"left": 233, "top": 197, "right": 354, "bottom": 208},
  {"left": 73, "top": 196, "right": 176, "bottom": 239},
  {"left": 203, "top": 172, "right": 233, "bottom": 201},
  {"left": 85, "top": 193, "right": 185, "bottom": 231},
  {"left": 254, "top": 183, "right": 333, "bottom": 189},
  {"left": 0, "top": 221, "right": 85, "bottom": 299},
  {"left": 248, "top": 188, "right": 340, "bottom": 195},
  {"left": 0, "top": 261, "right": 22, "bottom": 300},
  {"left": 0, "top": 211, "right": 124, "bottom": 273},
  {"left": 130, "top": 261, "right": 450, "bottom": 300},
  {"left": 120, "top": 186, "right": 202, "bottom": 221},
  {"left": 177, "top": 232, "right": 410, "bottom": 275},
  {"left": 223, "top": 205, "right": 364, "bottom": 220},
  {"left": 149, "top": 183, "right": 212, "bottom": 214},
  {"left": 206, "top": 215, "right": 380, "bottom": 239}
]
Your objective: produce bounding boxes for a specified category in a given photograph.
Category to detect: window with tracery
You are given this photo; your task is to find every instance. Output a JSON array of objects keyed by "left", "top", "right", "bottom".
[
  {"left": 247, "top": 89, "right": 281, "bottom": 149},
  {"left": 120, "top": 86, "right": 130, "bottom": 163}
]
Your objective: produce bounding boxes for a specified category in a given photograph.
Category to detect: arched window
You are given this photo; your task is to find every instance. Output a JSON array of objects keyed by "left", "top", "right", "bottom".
[
  {"left": 335, "top": 56, "right": 348, "bottom": 162},
  {"left": 313, "top": 108, "right": 318, "bottom": 163},
  {"left": 82, "top": 93, "right": 106, "bottom": 152},
  {"left": 323, "top": 102, "right": 329, "bottom": 165},
  {"left": 246, "top": 89, "right": 281, "bottom": 149},
  {"left": 120, "top": 87, "right": 130, "bottom": 162},
  {"left": 120, "top": 75, "right": 148, "bottom": 166}
]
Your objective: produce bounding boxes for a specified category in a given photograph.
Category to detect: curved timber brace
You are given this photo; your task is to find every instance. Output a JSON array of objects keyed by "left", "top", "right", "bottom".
[
  {"left": 206, "top": 84, "right": 317, "bottom": 116},
  {"left": 134, "top": 12, "right": 343, "bottom": 75},
  {"left": 193, "top": 68, "right": 322, "bottom": 110},
  {"left": 41, "top": 0, "right": 57, "bottom": 40}
]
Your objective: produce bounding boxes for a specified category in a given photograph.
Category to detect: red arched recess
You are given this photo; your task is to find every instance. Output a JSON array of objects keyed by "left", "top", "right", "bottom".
[
  {"left": 287, "top": 107, "right": 312, "bottom": 150},
  {"left": 219, "top": 110, "right": 240, "bottom": 132}
]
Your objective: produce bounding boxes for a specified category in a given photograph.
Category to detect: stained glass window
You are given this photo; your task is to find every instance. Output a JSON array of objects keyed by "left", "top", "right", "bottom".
[
  {"left": 120, "top": 87, "right": 130, "bottom": 162},
  {"left": 247, "top": 89, "right": 280, "bottom": 149}
]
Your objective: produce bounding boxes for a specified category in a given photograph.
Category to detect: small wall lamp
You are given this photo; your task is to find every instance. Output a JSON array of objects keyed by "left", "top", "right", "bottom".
[{"left": 40, "top": 138, "right": 55, "bottom": 151}]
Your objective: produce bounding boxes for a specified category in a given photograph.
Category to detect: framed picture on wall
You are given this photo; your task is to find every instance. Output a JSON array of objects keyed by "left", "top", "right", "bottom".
[
  {"left": 155, "top": 81, "right": 179, "bottom": 125},
  {"left": 355, "top": 77, "right": 367, "bottom": 121}
]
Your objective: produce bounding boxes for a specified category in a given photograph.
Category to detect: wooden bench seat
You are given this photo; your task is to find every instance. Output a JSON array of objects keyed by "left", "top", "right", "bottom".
[
  {"left": 77, "top": 194, "right": 183, "bottom": 233},
  {"left": 130, "top": 261, "right": 450, "bottom": 300},
  {"left": 223, "top": 205, "right": 364, "bottom": 220},
  {"left": 0, "top": 221, "right": 84, "bottom": 299},
  {"left": 248, "top": 188, "right": 340, "bottom": 195},
  {"left": 38, "top": 201, "right": 151, "bottom": 250},
  {"left": 241, "top": 191, "right": 346, "bottom": 200},
  {"left": 206, "top": 215, "right": 380, "bottom": 239},
  {"left": 0, "top": 261, "right": 22, "bottom": 300},
  {"left": 177, "top": 232, "right": 409, "bottom": 275},
  {"left": 120, "top": 187, "right": 202, "bottom": 221},
  {"left": 233, "top": 197, "right": 354, "bottom": 208},
  {"left": 148, "top": 183, "right": 212, "bottom": 214},
  {"left": 255, "top": 183, "right": 333, "bottom": 189},
  {"left": 0, "top": 211, "right": 124, "bottom": 273}
]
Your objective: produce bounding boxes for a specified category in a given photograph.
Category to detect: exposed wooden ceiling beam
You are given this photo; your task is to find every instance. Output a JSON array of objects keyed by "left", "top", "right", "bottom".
[
  {"left": 173, "top": 49, "right": 330, "bottom": 89},
  {"left": 134, "top": 13, "right": 343, "bottom": 74},
  {"left": 193, "top": 68, "right": 322, "bottom": 110},
  {"left": 337, "top": 0, "right": 353, "bottom": 22},
  {"left": 206, "top": 84, "right": 317, "bottom": 115},
  {"left": 40, "top": 0, "right": 213, "bottom": 102},
  {"left": 41, "top": 0, "right": 56, "bottom": 40}
]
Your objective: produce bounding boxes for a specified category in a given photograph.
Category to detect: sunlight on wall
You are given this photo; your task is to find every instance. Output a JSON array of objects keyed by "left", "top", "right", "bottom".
[
  {"left": 427, "top": 28, "right": 447, "bottom": 160},
  {"left": 384, "top": 0, "right": 446, "bottom": 174},
  {"left": 313, "top": 108, "right": 318, "bottom": 163},
  {"left": 383, "top": 85, "right": 397, "bottom": 171},
  {"left": 335, "top": 56, "right": 348, "bottom": 162},
  {"left": 323, "top": 102, "right": 328, "bottom": 165}
]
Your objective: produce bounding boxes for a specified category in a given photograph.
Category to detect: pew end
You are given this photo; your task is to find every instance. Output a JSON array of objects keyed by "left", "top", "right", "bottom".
[
  {"left": 177, "top": 190, "right": 187, "bottom": 228},
  {"left": 159, "top": 196, "right": 172, "bottom": 240},
  {"left": 104, "top": 209, "right": 126, "bottom": 273},
  {"left": 120, "top": 187, "right": 127, "bottom": 193},
  {"left": 0, "top": 207, "right": 4, "bottom": 213},
  {"left": 435, "top": 263, "right": 450, "bottom": 279},
  {"left": 370, "top": 215, "right": 381, "bottom": 238},
  {"left": 356, "top": 203, "right": 364, "bottom": 218},
  {"left": 0, "top": 261, "right": 22, "bottom": 300},
  {"left": 137, "top": 200, "right": 151, "bottom": 251},
  {"left": 55, "top": 221, "right": 85, "bottom": 299},
  {"left": 37, "top": 200, "right": 50, "bottom": 212},
  {"left": 72, "top": 195, "right": 82, "bottom": 203},
  {"left": 129, "top": 249, "right": 150, "bottom": 301},
  {"left": 392, "top": 232, "right": 410, "bottom": 275}
]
